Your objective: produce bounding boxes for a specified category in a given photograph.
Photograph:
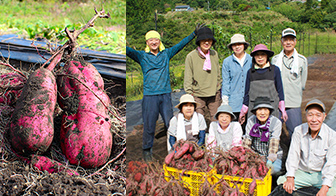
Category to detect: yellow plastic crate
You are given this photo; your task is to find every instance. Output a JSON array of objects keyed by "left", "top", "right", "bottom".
[
  {"left": 163, "top": 164, "right": 214, "bottom": 196},
  {"left": 209, "top": 170, "right": 272, "bottom": 196}
]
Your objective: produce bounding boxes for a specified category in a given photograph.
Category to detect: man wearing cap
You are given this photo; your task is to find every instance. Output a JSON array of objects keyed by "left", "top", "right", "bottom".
[
  {"left": 222, "top": 34, "right": 252, "bottom": 134},
  {"left": 184, "top": 26, "right": 221, "bottom": 124},
  {"left": 277, "top": 99, "right": 336, "bottom": 196},
  {"left": 272, "top": 28, "right": 308, "bottom": 137},
  {"left": 126, "top": 24, "right": 204, "bottom": 161}
]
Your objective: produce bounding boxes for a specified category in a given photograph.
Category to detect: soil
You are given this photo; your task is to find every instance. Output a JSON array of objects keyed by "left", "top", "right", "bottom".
[
  {"left": 126, "top": 54, "right": 336, "bottom": 164},
  {"left": 0, "top": 61, "right": 126, "bottom": 195}
]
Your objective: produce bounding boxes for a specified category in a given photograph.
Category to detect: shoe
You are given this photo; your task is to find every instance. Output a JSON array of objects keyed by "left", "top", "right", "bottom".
[{"left": 143, "top": 148, "right": 153, "bottom": 162}]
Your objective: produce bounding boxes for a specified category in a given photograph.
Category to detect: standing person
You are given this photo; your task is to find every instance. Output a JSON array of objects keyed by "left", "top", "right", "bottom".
[
  {"left": 272, "top": 28, "right": 308, "bottom": 137},
  {"left": 243, "top": 96, "right": 283, "bottom": 174},
  {"left": 239, "top": 44, "right": 288, "bottom": 124},
  {"left": 126, "top": 24, "right": 204, "bottom": 162},
  {"left": 277, "top": 99, "right": 336, "bottom": 196},
  {"left": 167, "top": 94, "right": 206, "bottom": 153},
  {"left": 207, "top": 104, "right": 242, "bottom": 152},
  {"left": 222, "top": 34, "right": 252, "bottom": 134},
  {"left": 184, "top": 26, "right": 221, "bottom": 125}
]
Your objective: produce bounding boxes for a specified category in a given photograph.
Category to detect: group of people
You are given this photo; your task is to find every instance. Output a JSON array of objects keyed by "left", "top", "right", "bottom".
[{"left": 126, "top": 25, "right": 336, "bottom": 195}]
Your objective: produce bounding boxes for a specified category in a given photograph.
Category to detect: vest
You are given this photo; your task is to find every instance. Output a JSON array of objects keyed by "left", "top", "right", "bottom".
[
  {"left": 248, "top": 65, "right": 279, "bottom": 118},
  {"left": 212, "top": 122, "right": 234, "bottom": 151}
]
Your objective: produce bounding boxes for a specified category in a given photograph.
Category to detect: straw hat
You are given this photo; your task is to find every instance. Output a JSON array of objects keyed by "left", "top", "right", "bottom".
[
  {"left": 175, "top": 94, "right": 200, "bottom": 109},
  {"left": 227, "top": 34, "right": 249, "bottom": 50},
  {"left": 214, "top": 105, "right": 236, "bottom": 120}
]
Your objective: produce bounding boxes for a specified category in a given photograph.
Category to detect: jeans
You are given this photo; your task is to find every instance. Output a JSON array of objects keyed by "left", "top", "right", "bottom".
[{"left": 142, "top": 93, "right": 173, "bottom": 149}]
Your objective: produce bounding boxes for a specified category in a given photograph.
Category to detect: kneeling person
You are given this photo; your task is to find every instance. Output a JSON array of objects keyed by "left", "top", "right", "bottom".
[
  {"left": 278, "top": 99, "right": 336, "bottom": 196},
  {"left": 207, "top": 104, "right": 243, "bottom": 151},
  {"left": 167, "top": 94, "right": 207, "bottom": 152},
  {"left": 243, "top": 96, "right": 283, "bottom": 174}
]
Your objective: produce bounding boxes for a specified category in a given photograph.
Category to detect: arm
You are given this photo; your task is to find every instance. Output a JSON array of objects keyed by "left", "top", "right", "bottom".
[
  {"left": 168, "top": 32, "right": 196, "bottom": 59},
  {"left": 232, "top": 122, "right": 243, "bottom": 146},
  {"left": 268, "top": 117, "right": 282, "bottom": 161},
  {"left": 321, "top": 131, "right": 336, "bottom": 188},
  {"left": 184, "top": 53, "right": 193, "bottom": 94},
  {"left": 243, "top": 70, "right": 251, "bottom": 106},
  {"left": 169, "top": 135, "right": 176, "bottom": 149},
  {"left": 221, "top": 58, "right": 231, "bottom": 104},
  {"left": 285, "top": 126, "right": 301, "bottom": 177},
  {"left": 242, "top": 118, "right": 253, "bottom": 148},
  {"left": 216, "top": 52, "right": 222, "bottom": 90},
  {"left": 126, "top": 46, "right": 141, "bottom": 64},
  {"left": 301, "top": 57, "right": 308, "bottom": 90},
  {"left": 197, "top": 130, "right": 205, "bottom": 146},
  {"left": 274, "top": 66, "right": 285, "bottom": 101},
  {"left": 207, "top": 122, "right": 217, "bottom": 149}
]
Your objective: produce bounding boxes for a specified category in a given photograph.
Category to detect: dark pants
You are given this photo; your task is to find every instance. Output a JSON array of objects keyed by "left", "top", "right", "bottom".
[
  {"left": 194, "top": 90, "right": 222, "bottom": 123},
  {"left": 233, "top": 112, "right": 247, "bottom": 135},
  {"left": 142, "top": 93, "right": 173, "bottom": 150},
  {"left": 280, "top": 107, "right": 302, "bottom": 137}
]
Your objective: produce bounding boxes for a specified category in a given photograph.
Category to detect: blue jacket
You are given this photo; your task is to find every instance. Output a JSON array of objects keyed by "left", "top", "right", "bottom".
[
  {"left": 126, "top": 32, "right": 195, "bottom": 95},
  {"left": 221, "top": 53, "right": 252, "bottom": 112}
]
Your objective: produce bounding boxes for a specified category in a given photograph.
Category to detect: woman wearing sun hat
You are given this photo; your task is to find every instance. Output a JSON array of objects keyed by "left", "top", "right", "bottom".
[
  {"left": 239, "top": 44, "right": 288, "bottom": 124},
  {"left": 222, "top": 34, "right": 252, "bottom": 134},
  {"left": 167, "top": 94, "right": 207, "bottom": 152},
  {"left": 184, "top": 26, "right": 221, "bottom": 124},
  {"left": 206, "top": 104, "right": 243, "bottom": 151},
  {"left": 243, "top": 96, "right": 283, "bottom": 174}
]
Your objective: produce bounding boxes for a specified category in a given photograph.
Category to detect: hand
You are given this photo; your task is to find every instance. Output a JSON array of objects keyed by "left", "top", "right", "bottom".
[
  {"left": 283, "top": 177, "right": 295, "bottom": 194},
  {"left": 266, "top": 160, "right": 274, "bottom": 170},
  {"left": 278, "top": 100, "right": 288, "bottom": 122},
  {"left": 194, "top": 23, "right": 206, "bottom": 35},
  {"left": 239, "top": 114, "right": 245, "bottom": 124},
  {"left": 316, "top": 185, "right": 329, "bottom": 196},
  {"left": 281, "top": 110, "right": 288, "bottom": 122}
]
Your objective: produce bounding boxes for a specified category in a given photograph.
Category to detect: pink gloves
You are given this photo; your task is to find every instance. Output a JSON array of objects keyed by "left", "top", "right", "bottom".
[
  {"left": 239, "top": 104, "right": 249, "bottom": 124},
  {"left": 279, "top": 101, "right": 288, "bottom": 122}
]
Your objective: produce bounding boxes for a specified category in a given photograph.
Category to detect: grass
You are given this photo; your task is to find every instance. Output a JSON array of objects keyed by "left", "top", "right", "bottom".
[{"left": 0, "top": 0, "right": 125, "bottom": 54}]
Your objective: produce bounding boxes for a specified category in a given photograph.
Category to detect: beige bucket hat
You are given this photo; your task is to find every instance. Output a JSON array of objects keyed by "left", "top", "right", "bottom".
[
  {"left": 227, "top": 34, "right": 250, "bottom": 50},
  {"left": 175, "top": 94, "right": 200, "bottom": 109}
]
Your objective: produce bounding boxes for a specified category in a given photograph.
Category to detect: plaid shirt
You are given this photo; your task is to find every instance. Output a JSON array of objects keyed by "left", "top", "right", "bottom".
[{"left": 244, "top": 115, "right": 282, "bottom": 157}]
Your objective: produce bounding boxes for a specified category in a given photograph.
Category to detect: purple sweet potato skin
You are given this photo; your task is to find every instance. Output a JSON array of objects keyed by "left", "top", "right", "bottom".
[
  {"left": 57, "top": 60, "right": 112, "bottom": 168},
  {"left": 9, "top": 68, "right": 57, "bottom": 155},
  {"left": 31, "top": 155, "right": 79, "bottom": 176},
  {"left": 0, "top": 73, "right": 26, "bottom": 106}
]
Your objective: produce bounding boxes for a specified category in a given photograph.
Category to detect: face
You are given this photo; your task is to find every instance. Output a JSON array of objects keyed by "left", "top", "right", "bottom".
[
  {"left": 232, "top": 43, "right": 245, "bottom": 56},
  {"left": 181, "top": 103, "right": 195, "bottom": 120},
  {"left": 281, "top": 36, "right": 296, "bottom": 53},
  {"left": 256, "top": 108, "right": 270, "bottom": 124},
  {"left": 217, "top": 113, "right": 232, "bottom": 129},
  {"left": 199, "top": 39, "right": 213, "bottom": 53},
  {"left": 146, "top": 38, "right": 160, "bottom": 52},
  {"left": 254, "top": 52, "right": 268, "bottom": 68},
  {"left": 306, "top": 106, "right": 326, "bottom": 133}
]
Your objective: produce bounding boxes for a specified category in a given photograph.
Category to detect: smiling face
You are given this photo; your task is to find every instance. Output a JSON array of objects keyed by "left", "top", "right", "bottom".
[
  {"left": 232, "top": 43, "right": 245, "bottom": 56},
  {"left": 181, "top": 103, "right": 195, "bottom": 120},
  {"left": 254, "top": 51, "right": 268, "bottom": 68},
  {"left": 306, "top": 106, "right": 326, "bottom": 134},
  {"left": 256, "top": 108, "right": 270, "bottom": 124},
  {"left": 281, "top": 36, "right": 296, "bottom": 55},
  {"left": 146, "top": 38, "right": 160, "bottom": 54},
  {"left": 217, "top": 113, "right": 232, "bottom": 130},
  {"left": 199, "top": 39, "right": 213, "bottom": 53}
]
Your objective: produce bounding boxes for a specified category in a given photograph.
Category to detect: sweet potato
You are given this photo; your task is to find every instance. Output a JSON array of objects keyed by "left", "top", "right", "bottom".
[
  {"left": 57, "top": 59, "right": 112, "bottom": 168},
  {"left": 174, "top": 142, "right": 190, "bottom": 160},
  {"left": 0, "top": 72, "right": 26, "bottom": 106},
  {"left": 165, "top": 151, "right": 175, "bottom": 165},
  {"left": 248, "top": 179, "right": 257, "bottom": 196},
  {"left": 9, "top": 53, "right": 62, "bottom": 155},
  {"left": 31, "top": 154, "right": 78, "bottom": 176}
]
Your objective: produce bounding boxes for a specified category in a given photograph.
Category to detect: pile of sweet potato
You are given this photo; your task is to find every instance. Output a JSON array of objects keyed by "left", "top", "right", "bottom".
[
  {"left": 1, "top": 9, "right": 116, "bottom": 173},
  {"left": 126, "top": 161, "right": 190, "bottom": 196},
  {"left": 165, "top": 140, "right": 213, "bottom": 172},
  {"left": 214, "top": 146, "right": 269, "bottom": 179}
]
